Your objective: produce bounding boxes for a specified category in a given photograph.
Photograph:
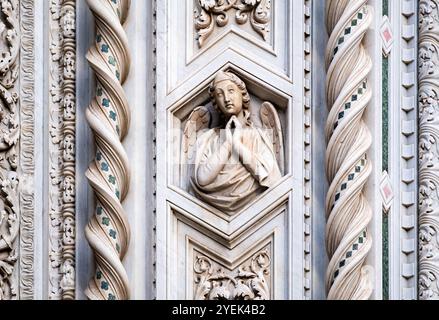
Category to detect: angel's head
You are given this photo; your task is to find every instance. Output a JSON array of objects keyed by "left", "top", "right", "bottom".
[{"left": 209, "top": 71, "right": 250, "bottom": 117}]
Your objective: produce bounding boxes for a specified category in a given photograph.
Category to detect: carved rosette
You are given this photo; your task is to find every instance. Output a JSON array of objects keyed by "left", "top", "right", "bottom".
[
  {"left": 194, "top": 250, "right": 271, "bottom": 300},
  {"left": 0, "top": 0, "right": 20, "bottom": 300},
  {"left": 85, "top": 0, "right": 131, "bottom": 300},
  {"left": 325, "top": 0, "right": 373, "bottom": 299},
  {"left": 195, "top": 0, "right": 271, "bottom": 47},
  {"left": 419, "top": 0, "right": 439, "bottom": 300}
]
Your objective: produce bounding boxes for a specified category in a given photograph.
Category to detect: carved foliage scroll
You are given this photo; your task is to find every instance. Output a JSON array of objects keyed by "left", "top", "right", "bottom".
[
  {"left": 419, "top": 0, "right": 439, "bottom": 300},
  {"left": 194, "top": 249, "right": 271, "bottom": 300},
  {"left": 0, "top": 0, "right": 20, "bottom": 300},
  {"left": 195, "top": 0, "right": 271, "bottom": 47}
]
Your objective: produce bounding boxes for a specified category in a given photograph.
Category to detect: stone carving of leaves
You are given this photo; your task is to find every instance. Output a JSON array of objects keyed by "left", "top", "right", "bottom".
[
  {"left": 195, "top": 0, "right": 270, "bottom": 46},
  {"left": 194, "top": 249, "right": 270, "bottom": 300}
]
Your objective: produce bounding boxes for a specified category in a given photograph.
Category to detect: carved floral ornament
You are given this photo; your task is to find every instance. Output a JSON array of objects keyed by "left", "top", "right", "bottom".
[
  {"left": 0, "top": 0, "right": 20, "bottom": 300},
  {"left": 194, "top": 249, "right": 271, "bottom": 300},
  {"left": 419, "top": 0, "right": 439, "bottom": 300},
  {"left": 195, "top": 0, "right": 271, "bottom": 47}
]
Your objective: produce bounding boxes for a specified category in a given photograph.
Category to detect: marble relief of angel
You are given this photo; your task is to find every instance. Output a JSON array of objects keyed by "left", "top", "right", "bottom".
[{"left": 182, "top": 71, "right": 284, "bottom": 214}]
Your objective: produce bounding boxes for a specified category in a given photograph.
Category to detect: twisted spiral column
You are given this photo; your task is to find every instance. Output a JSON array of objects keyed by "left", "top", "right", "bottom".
[
  {"left": 325, "top": 0, "right": 374, "bottom": 300},
  {"left": 85, "top": 0, "right": 131, "bottom": 300}
]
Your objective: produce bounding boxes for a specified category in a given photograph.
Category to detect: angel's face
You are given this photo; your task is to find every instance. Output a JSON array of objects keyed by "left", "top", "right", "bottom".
[{"left": 213, "top": 80, "right": 243, "bottom": 117}]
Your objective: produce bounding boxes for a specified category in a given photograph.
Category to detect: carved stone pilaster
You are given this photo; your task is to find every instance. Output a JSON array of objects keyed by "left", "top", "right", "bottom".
[
  {"left": 325, "top": 0, "right": 374, "bottom": 299},
  {"left": 85, "top": 0, "right": 131, "bottom": 300},
  {"left": 418, "top": 0, "right": 439, "bottom": 300},
  {"left": 48, "top": 0, "right": 76, "bottom": 300}
]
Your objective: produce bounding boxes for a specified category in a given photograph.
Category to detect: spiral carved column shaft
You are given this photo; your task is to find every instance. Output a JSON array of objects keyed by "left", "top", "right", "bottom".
[
  {"left": 85, "top": 0, "right": 131, "bottom": 300},
  {"left": 325, "top": 0, "right": 374, "bottom": 300}
]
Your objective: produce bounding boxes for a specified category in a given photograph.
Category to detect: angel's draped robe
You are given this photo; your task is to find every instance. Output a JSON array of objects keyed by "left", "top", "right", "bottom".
[{"left": 191, "top": 124, "right": 282, "bottom": 214}]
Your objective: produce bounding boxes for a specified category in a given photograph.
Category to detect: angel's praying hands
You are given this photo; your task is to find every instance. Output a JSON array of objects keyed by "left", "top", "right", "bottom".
[{"left": 182, "top": 71, "right": 283, "bottom": 214}]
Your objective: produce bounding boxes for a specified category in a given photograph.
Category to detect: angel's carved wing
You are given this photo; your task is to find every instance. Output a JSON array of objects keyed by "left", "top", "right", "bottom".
[
  {"left": 181, "top": 106, "right": 211, "bottom": 190},
  {"left": 260, "top": 102, "right": 284, "bottom": 174}
]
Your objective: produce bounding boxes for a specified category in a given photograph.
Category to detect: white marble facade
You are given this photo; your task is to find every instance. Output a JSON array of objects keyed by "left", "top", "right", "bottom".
[{"left": 0, "top": 0, "right": 431, "bottom": 300}]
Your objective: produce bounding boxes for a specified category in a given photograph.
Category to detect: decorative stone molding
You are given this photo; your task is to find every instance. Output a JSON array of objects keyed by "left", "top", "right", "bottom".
[
  {"left": 303, "top": 0, "right": 312, "bottom": 300},
  {"left": 20, "top": 0, "right": 36, "bottom": 299},
  {"left": 194, "top": 0, "right": 271, "bottom": 47},
  {"left": 419, "top": 0, "right": 439, "bottom": 300},
  {"left": 48, "top": 0, "right": 76, "bottom": 300},
  {"left": 325, "top": 0, "right": 374, "bottom": 299},
  {"left": 0, "top": 0, "right": 20, "bottom": 300},
  {"left": 387, "top": 0, "right": 417, "bottom": 300},
  {"left": 85, "top": 0, "right": 131, "bottom": 300},
  {"left": 194, "top": 249, "right": 271, "bottom": 300}
]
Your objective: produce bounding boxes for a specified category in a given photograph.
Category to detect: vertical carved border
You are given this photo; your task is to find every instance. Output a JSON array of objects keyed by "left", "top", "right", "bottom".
[
  {"left": 152, "top": 0, "right": 157, "bottom": 299},
  {"left": 48, "top": 0, "right": 76, "bottom": 300},
  {"left": 303, "top": 0, "right": 312, "bottom": 300},
  {"left": 388, "top": 0, "right": 417, "bottom": 300},
  {"left": 20, "top": 0, "right": 35, "bottom": 299},
  {"left": 419, "top": 0, "right": 439, "bottom": 300}
]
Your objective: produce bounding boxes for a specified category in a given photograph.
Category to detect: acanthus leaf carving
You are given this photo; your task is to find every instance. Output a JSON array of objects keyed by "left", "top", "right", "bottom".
[
  {"left": 419, "top": 0, "right": 439, "bottom": 301},
  {"left": 0, "top": 0, "right": 19, "bottom": 301},
  {"left": 194, "top": 249, "right": 271, "bottom": 300},
  {"left": 195, "top": 0, "right": 271, "bottom": 47}
]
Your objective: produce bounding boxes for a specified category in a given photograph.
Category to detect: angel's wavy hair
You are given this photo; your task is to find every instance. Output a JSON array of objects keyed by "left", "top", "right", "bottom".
[{"left": 208, "top": 71, "right": 251, "bottom": 110}]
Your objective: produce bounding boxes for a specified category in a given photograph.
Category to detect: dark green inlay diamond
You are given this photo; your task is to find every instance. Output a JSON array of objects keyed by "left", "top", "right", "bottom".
[
  {"left": 109, "top": 111, "right": 117, "bottom": 121},
  {"left": 101, "top": 162, "right": 109, "bottom": 172},
  {"left": 102, "top": 98, "right": 110, "bottom": 108},
  {"left": 101, "top": 44, "right": 109, "bottom": 53},
  {"left": 101, "top": 281, "right": 109, "bottom": 291},
  {"left": 102, "top": 217, "right": 110, "bottom": 226},
  {"left": 108, "top": 56, "right": 116, "bottom": 66},
  {"left": 338, "top": 111, "right": 344, "bottom": 120},
  {"left": 108, "top": 175, "right": 116, "bottom": 185},
  {"left": 109, "top": 229, "right": 117, "bottom": 239}
]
